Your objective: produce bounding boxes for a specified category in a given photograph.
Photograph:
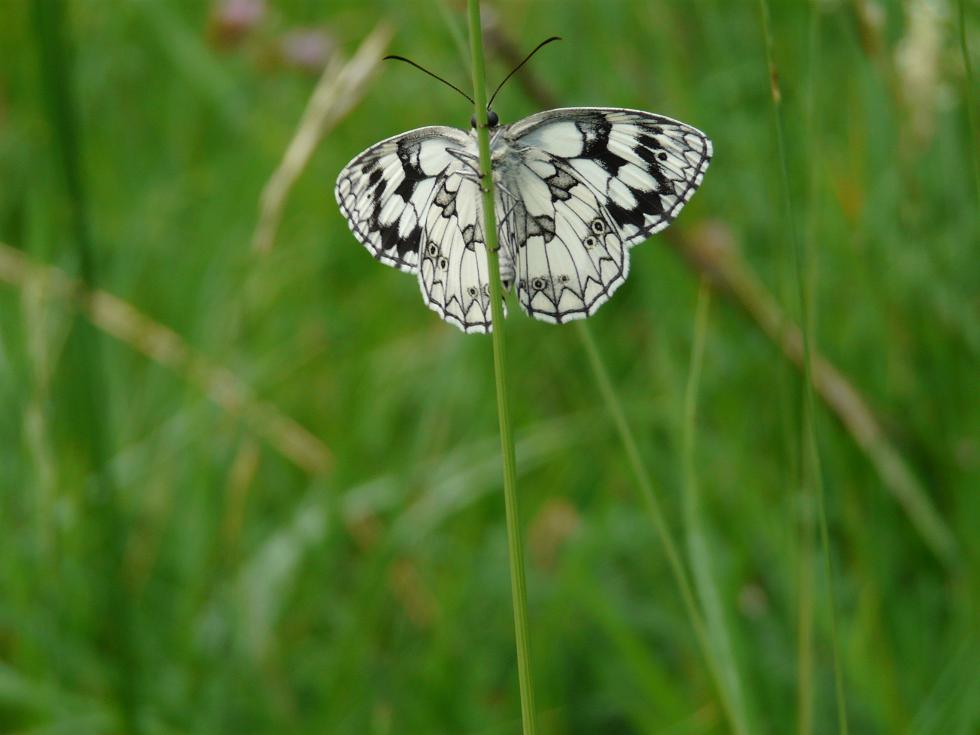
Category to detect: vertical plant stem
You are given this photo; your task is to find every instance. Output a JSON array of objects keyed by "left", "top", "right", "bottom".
[
  {"left": 797, "top": 510, "right": 817, "bottom": 735},
  {"left": 680, "top": 282, "right": 753, "bottom": 734},
  {"left": 31, "top": 0, "right": 138, "bottom": 731},
  {"left": 798, "top": 9, "right": 822, "bottom": 735},
  {"left": 959, "top": 0, "right": 980, "bottom": 206},
  {"left": 575, "top": 320, "right": 748, "bottom": 735},
  {"left": 757, "top": 1, "right": 849, "bottom": 732},
  {"left": 466, "top": 3, "right": 537, "bottom": 733}
]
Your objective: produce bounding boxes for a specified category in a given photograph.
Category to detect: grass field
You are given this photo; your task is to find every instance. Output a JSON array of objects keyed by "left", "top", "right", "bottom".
[{"left": 1, "top": 1, "right": 977, "bottom": 733}]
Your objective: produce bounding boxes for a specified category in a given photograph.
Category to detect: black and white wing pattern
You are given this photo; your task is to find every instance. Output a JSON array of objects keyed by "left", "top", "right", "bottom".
[
  {"left": 336, "top": 125, "right": 508, "bottom": 333},
  {"left": 336, "top": 107, "right": 711, "bottom": 332},
  {"left": 419, "top": 167, "right": 513, "bottom": 333},
  {"left": 335, "top": 126, "right": 473, "bottom": 273},
  {"left": 495, "top": 108, "right": 712, "bottom": 323}
]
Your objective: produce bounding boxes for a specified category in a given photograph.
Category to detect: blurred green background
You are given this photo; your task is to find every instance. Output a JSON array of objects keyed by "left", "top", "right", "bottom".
[{"left": 1, "top": 0, "right": 977, "bottom": 733}]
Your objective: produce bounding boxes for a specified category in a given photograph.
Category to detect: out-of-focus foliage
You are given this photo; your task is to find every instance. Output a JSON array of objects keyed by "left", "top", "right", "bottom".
[{"left": 0, "top": 1, "right": 976, "bottom": 733}]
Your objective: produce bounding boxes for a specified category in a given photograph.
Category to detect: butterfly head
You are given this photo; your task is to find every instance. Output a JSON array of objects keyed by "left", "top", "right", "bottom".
[{"left": 470, "top": 109, "right": 500, "bottom": 130}]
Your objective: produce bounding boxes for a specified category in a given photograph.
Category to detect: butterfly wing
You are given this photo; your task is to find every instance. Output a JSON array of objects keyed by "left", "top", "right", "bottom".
[
  {"left": 336, "top": 125, "right": 507, "bottom": 333},
  {"left": 335, "top": 126, "right": 473, "bottom": 273},
  {"left": 496, "top": 108, "right": 712, "bottom": 323},
  {"left": 419, "top": 169, "right": 507, "bottom": 333}
]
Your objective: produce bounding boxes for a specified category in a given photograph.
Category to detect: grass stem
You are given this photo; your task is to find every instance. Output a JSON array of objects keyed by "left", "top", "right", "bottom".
[
  {"left": 576, "top": 320, "right": 748, "bottom": 735},
  {"left": 959, "top": 0, "right": 980, "bottom": 206},
  {"left": 756, "top": 1, "right": 849, "bottom": 731},
  {"left": 467, "top": 3, "right": 537, "bottom": 733},
  {"left": 680, "top": 282, "right": 753, "bottom": 734},
  {"left": 30, "top": 0, "right": 138, "bottom": 731}
]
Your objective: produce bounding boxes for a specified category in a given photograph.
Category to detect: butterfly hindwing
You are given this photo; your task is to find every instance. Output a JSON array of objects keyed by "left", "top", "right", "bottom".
[
  {"left": 496, "top": 108, "right": 712, "bottom": 323},
  {"left": 335, "top": 126, "right": 473, "bottom": 273},
  {"left": 495, "top": 156, "right": 627, "bottom": 323},
  {"left": 419, "top": 171, "right": 500, "bottom": 333}
]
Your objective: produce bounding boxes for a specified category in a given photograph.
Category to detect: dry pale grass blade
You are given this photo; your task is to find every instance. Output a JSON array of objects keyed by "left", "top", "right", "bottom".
[
  {"left": 673, "top": 223, "right": 956, "bottom": 564},
  {"left": 252, "top": 22, "right": 393, "bottom": 253},
  {"left": 0, "top": 242, "right": 332, "bottom": 476},
  {"left": 223, "top": 438, "right": 262, "bottom": 551}
]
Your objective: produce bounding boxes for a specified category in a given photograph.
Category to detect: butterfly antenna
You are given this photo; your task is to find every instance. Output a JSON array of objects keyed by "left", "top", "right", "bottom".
[
  {"left": 383, "top": 55, "right": 474, "bottom": 104},
  {"left": 487, "top": 36, "right": 562, "bottom": 108}
]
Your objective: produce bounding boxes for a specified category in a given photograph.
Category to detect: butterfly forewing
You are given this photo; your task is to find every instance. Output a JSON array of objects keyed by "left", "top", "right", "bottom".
[
  {"left": 507, "top": 108, "right": 712, "bottom": 244},
  {"left": 335, "top": 126, "right": 473, "bottom": 273}
]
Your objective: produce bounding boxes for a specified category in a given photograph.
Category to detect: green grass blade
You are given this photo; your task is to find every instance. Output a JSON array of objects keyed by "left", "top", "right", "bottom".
[
  {"left": 30, "top": 0, "right": 138, "bottom": 731},
  {"left": 756, "top": 1, "right": 848, "bottom": 732},
  {"left": 909, "top": 635, "right": 979, "bottom": 735},
  {"left": 467, "top": 3, "right": 537, "bottom": 733},
  {"left": 575, "top": 320, "right": 748, "bottom": 735},
  {"left": 680, "top": 281, "right": 753, "bottom": 735},
  {"left": 959, "top": 0, "right": 980, "bottom": 205},
  {"left": 128, "top": 0, "right": 246, "bottom": 132}
]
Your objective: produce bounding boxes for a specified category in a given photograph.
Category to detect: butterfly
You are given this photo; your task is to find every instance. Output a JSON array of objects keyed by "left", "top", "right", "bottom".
[{"left": 335, "top": 49, "right": 711, "bottom": 333}]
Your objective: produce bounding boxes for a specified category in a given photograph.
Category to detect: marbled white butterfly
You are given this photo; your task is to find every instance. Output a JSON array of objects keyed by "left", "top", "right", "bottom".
[{"left": 335, "top": 45, "right": 711, "bottom": 333}]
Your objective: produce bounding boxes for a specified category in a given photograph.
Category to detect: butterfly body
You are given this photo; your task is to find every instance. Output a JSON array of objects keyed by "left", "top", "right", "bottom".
[{"left": 336, "top": 107, "right": 711, "bottom": 333}]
